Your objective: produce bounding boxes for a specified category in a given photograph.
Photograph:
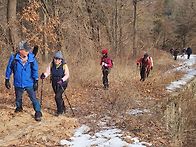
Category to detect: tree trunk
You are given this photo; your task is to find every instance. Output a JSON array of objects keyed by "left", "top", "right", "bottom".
[
  {"left": 41, "top": 0, "right": 49, "bottom": 62},
  {"left": 114, "top": 0, "right": 118, "bottom": 54},
  {"left": 132, "top": 0, "right": 137, "bottom": 57},
  {"left": 43, "top": 12, "right": 49, "bottom": 62},
  {"left": 7, "top": 0, "right": 18, "bottom": 52}
]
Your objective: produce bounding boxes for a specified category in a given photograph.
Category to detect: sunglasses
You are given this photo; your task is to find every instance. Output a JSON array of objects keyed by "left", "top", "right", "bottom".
[{"left": 54, "top": 57, "right": 62, "bottom": 60}]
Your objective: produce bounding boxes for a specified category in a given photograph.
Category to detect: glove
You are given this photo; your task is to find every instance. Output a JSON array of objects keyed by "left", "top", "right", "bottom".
[
  {"left": 40, "top": 73, "right": 45, "bottom": 79},
  {"left": 5, "top": 79, "right": 11, "bottom": 89},
  {"left": 33, "top": 80, "right": 38, "bottom": 91},
  {"left": 151, "top": 66, "right": 153, "bottom": 70},
  {"left": 102, "top": 62, "right": 107, "bottom": 67},
  {"left": 57, "top": 79, "right": 63, "bottom": 86}
]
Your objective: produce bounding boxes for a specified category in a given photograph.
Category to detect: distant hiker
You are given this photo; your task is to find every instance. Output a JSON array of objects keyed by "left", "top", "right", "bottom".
[
  {"left": 173, "top": 49, "right": 179, "bottom": 60},
  {"left": 181, "top": 48, "right": 186, "bottom": 57},
  {"left": 186, "top": 47, "right": 192, "bottom": 59},
  {"left": 100, "top": 49, "right": 113, "bottom": 90},
  {"left": 170, "top": 48, "right": 174, "bottom": 55},
  {"left": 136, "top": 53, "right": 153, "bottom": 81},
  {"left": 40, "top": 51, "right": 69, "bottom": 116},
  {"left": 5, "top": 41, "right": 42, "bottom": 121}
]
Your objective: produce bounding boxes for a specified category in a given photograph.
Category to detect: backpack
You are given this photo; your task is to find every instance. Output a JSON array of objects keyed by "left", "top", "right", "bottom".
[{"left": 10, "top": 53, "right": 34, "bottom": 74}]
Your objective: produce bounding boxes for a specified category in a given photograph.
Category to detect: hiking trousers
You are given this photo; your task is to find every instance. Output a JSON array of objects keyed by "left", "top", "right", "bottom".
[
  {"left": 102, "top": 68, "right": 110, "bottom": 88},
  {"left": 140, "top": 66, "right": 147, "bottom": 81},
  {"left": 15, "top": 87, "right": 41, "bottom": 112},
  {"left": 52, "top": 81, "right": 68, "bottom": 114},
  {"left": 187, "top": 54, "right": 191, "bottom": 59}
]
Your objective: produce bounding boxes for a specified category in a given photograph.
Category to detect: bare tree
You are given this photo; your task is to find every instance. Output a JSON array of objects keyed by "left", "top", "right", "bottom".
[{"left": 7, "top": 0, "right": 18, "bottom": 51}]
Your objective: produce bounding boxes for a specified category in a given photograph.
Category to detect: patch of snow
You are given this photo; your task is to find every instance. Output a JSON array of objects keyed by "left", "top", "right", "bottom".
[
  {"left": 166, "top": 55, "right": 196, "bottom": 92},
  {"left": 60, "top": 125, "right": 152, "bottom": 147},
  {"left": 127, "top": 108, "right": 150, "bottom": 116}
]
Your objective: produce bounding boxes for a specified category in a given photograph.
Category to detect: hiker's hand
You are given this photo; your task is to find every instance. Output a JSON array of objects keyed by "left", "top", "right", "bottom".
[
  {"left": 5, "top": 79, "right": 11, "bottom": 89},
  {"left": 102, "top": 62, "right": 107, "bottom": 67},
  {"left": 33, "top": 80, "right": 38, "bottom": 91},
  {"left": 57, "top": 79, "right": 63, "bottom": 86},
  {"left": 40, "top": 73, "right": 45, "bottom": 79}
]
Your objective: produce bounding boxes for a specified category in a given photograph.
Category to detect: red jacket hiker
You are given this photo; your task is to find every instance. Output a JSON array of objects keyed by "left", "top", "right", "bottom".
[
  {"left": 100, "top": 49, "right": 112, "bottom": 89},
  {"left": 136, "top": 54, "right": 153, "bottom": 71},
  {"left": 136, "top": 53, "right": 153, "bottom": 81}
]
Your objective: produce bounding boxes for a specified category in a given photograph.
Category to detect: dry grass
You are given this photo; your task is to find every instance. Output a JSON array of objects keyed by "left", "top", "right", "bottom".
[{"left": 0, "top": 49, "right": 194, "bottom": 146}]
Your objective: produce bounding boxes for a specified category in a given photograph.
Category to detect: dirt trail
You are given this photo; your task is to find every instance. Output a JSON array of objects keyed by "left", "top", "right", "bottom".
[
  {"left": 0, "top": 56, "right": 193, "bottom": 146},
  {"left": 0, "top": 105, "right": 78, "bottom": 146}
]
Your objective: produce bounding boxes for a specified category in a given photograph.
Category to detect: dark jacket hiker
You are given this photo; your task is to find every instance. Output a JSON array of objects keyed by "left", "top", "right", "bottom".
[
  {"left": 5, "top": 41, "right": 42, "bottom": 121},
  {"left": 40, "top": 51, "right": 69, "bottom": 116},
  {"left": 100, "top": 49, "right": 113, "bottom": 90},
  {"left": 173, "top": 49, "right": 179, "bottom": 60},
  {"left": 186, "top": 47, "right": 192, "bottom": 59}
]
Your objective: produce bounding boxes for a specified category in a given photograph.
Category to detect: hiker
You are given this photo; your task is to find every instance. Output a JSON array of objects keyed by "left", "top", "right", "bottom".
[
  {"left": 5, "top": 41, "right": 42, "bottom": 121},
  {"left": 186, "top": 47, "right": 192, "bottom": 59},
  {"left": 170, "top": 48, "right": 174, "bottom": 55},
  {"left": 100, "top": 49, "right": 113, "bottom": 90},
  {"left": 136, "top": 53, "right": 153, "bottom": 81},
  {"left": 181, "top": 48, "right": 186, "bottom": 57},
  {"left": 40, "top": 50, "right": 69, "bottom": 116},
  {"left": 173, "top": 49, "right": 179, "bottom": 60}
]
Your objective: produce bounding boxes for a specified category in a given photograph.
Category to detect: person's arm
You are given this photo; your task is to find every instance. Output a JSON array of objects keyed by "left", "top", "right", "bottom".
[
  {"left": 62, "top": 64, "right": 69, "bottom": 81},
  {"left": 5, "top": 54, "right": 15, "bottom": 80},
  {"left": 150, "top": 57, "right": 153, "bottom": 67},
  {"left": 136, "top": 57, "right": 142, "bottom": 66}
]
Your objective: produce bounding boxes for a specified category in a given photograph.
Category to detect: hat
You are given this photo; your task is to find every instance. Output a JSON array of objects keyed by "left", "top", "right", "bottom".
[
  {"left": 54, "top": 51, "right": 64, "bottom": 59},
  {"left": 18, "top": 41, "right": 31, "bottom": 52},
  {"left": 101, "top": 49, "right": 108, "bottom": 54}
]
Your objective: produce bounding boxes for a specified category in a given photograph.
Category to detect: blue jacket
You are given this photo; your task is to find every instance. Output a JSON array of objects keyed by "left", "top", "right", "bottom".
[{"left": 5, "top": 52, "right": 38, "bottom": 88}]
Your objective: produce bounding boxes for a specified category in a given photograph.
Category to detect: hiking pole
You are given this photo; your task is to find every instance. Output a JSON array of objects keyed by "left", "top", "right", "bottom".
[
  {"left": 40, "top": 79, "right": 44, "bottom": 106},
  {"left": 60, "top": 85, "right": 75, "bottom": 116}
]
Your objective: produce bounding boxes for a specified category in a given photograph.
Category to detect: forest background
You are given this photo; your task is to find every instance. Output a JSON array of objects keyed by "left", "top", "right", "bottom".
[
  {"left": 0, "top": 0, "right": 195, "bottom": 65},
  {"left": 0, "top": 0, "right": 196, "bottom": 146}
]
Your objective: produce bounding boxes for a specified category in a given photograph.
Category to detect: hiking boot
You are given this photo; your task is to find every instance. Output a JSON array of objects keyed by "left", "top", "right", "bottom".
[
  {"left": 55, "top": 110, "right": 65, "bottom": 116},
  {"left": 104, "top": 84, "right": 109, "bottom": 90},
  {"left": 15, "top": 107, "right": 23, "bottom": 113},
  {"left": 35, "top": 111, "right": 42, "bottom": 121}
]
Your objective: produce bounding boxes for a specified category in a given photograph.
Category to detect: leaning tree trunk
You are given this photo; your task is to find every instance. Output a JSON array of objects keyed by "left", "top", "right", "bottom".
[{"left": 7, "top": 0, "right": 18, "bottom": 52}]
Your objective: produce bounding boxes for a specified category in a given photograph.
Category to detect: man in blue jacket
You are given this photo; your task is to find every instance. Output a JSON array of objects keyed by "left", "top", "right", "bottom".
[{"left": 5, "top": 41, "right": 42, "bottom": 121}]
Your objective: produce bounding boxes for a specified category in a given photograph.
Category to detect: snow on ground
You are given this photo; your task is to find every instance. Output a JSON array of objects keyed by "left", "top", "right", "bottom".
[
  {"left": 166, "top": 54, "right": 196, "bottom": 92},
  {"left": 59, "top": 54, "right": 196, "bottom": 147},
  {"left": 60, "top": 124, "right": 152, "bottom": 147},
  {"left": 127, "top": 108, "right": 150, "bottom": 116}
]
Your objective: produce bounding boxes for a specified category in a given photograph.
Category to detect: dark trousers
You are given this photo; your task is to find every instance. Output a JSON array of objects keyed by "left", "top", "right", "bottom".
[
  {"left": 102, "top": 68, "right": 109, "bottom": 88},
  {"left": 187, "top": 54, "right": 191, "bottom": 59},
  {"left": 15, "top": 87, "right": 41, "bottom": 112},
  {"left": 52, "top": 81, "right": 68, "bottom": 113},
  {"left": 140, "top": 66, "right": 147, "bottom": 81}
]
